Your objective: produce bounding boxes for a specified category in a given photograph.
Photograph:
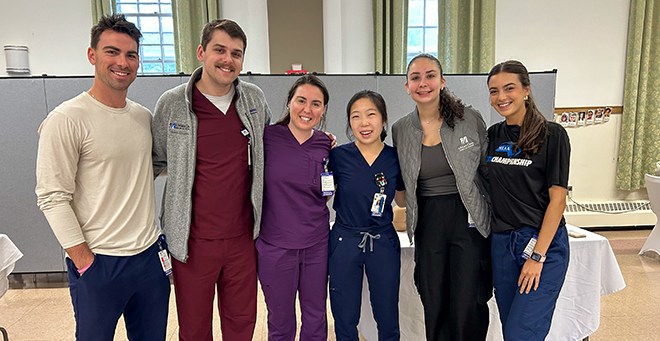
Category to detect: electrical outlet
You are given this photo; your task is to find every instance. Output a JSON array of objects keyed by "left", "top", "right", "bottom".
[{"left": 567, "top": 185, "right": 573, "bottom": 197}]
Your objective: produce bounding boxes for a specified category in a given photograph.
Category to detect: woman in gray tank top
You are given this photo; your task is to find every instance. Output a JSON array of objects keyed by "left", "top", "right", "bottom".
[{"left": 391, "top": 53, "right": 492, "bottom": 341}]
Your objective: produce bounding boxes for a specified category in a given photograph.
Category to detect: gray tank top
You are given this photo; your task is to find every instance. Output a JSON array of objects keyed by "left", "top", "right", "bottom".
[{"left": 418, "top": 143, "right": 459, "bottom": 196}]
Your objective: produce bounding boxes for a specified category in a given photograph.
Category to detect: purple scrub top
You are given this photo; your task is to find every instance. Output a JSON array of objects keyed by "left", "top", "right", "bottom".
[{"left": 259, "top": 124, "right": 332, "bottom": 249}]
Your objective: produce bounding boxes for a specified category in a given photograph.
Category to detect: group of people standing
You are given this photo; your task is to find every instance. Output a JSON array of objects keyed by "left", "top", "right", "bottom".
[{"left": 35, "top": 13, "right": 570, "bottom": 341}]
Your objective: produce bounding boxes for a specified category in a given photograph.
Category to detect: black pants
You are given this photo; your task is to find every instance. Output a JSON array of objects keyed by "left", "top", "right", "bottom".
[{"left": 414, "top": 193, "right": 492, "bottom": 341}]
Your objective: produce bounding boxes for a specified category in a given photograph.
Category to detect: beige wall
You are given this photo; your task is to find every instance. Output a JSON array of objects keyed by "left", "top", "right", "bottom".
[{"left": 267, "top": 0, "right": 324, "bottom": 74}]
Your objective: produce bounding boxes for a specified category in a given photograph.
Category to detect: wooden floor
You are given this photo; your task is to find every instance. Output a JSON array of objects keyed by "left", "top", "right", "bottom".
[{"left": 1, "top": 229, "right": 659, "bottom": 340}]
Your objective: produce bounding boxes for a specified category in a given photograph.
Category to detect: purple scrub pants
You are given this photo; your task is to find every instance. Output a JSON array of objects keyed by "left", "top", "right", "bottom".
[{"left": 256, "top": 237, "right": 329, "bottom": 341}]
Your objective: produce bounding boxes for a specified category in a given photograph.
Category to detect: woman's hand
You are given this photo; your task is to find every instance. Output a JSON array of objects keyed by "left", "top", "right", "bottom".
[{"left": 518, "top": 258, "right": 543, "bottom": 294}]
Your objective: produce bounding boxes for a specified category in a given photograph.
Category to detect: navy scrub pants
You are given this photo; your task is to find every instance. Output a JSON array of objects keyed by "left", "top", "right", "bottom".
[
  {"left": 328, "top": 223, "right": 401, "bottom": 341},
  {"left": 414, "top": 193, "right": 492, "bottom": 341},
  {"left": 491, "top": 225, "right": 570, "bottom": 341},
  {"left": 66, "top": 241, "right": 171, "bottom": 341}
]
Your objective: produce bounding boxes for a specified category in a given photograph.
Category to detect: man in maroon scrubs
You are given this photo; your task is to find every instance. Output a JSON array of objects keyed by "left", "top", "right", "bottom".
[{"left": 152, "top": 19, "right": 271, "bottom": 341}]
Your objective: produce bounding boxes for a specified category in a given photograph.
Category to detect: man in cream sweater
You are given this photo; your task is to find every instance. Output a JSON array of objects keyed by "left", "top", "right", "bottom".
[{"left": 35, "top": 14, "right": 170, "bottom": 341}]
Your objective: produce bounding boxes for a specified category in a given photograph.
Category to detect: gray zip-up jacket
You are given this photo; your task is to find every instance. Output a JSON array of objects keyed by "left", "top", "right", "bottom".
[
  {"left": 152, "top": 67, "right": 272, "bottom": 262},
  {"left": 392, "top": 106, "right": 491, "bottom": 243}
]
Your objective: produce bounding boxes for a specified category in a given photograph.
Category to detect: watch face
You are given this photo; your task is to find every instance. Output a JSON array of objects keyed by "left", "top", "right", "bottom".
[{"left": 531, "top": 252, "right": 545, "bottom": 262}]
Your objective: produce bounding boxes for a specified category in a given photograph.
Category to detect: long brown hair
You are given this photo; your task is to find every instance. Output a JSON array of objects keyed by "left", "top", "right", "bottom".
[
  {"left": 406, "top": 53, "right": 464, "bottom": 129},
  {"left": 276, "top": 75, "right": 329, "bottom": 131},
  {"left": 487, "top": 60, "right": 548, "bottom": 156}
]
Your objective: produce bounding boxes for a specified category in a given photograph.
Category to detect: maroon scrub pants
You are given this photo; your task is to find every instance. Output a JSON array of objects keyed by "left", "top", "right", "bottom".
[
  {"left": 172, "top": 233, "right": 257, "bottom": 341},
  {"left": 256, "top": 237, "right": 329, "bottom": 341}
]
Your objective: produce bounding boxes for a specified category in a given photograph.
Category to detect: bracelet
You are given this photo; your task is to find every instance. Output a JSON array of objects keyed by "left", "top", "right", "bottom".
[{"left": 77, "top": 261, "right": 93, "bottom": 274}]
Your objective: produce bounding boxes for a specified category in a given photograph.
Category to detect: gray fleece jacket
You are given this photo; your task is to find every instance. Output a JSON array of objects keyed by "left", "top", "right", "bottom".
[
  {"left": 392, "top": 106, "right": 491, "bottom": 243},
  {"left": 152, "top": 67, "right": 272, "bottom": 262}
]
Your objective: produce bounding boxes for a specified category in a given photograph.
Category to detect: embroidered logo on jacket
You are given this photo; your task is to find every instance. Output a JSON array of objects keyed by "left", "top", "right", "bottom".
[
  {"left": 458, "top": 135, "right": 475, "bottom": 152},
  {"left": 170, "top": 123, "right": 190, "bottom": 130},
  {"left": 169, "top": 123, "right": 191, "bottom": 135}
]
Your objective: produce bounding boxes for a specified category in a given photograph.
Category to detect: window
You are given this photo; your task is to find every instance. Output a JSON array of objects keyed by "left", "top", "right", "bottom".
[
  {"left": 116, "top": 0, "right": 176, "bottom": 74},
  {"left": 407, "top": 0, "right": 438, "bottom": 65}
]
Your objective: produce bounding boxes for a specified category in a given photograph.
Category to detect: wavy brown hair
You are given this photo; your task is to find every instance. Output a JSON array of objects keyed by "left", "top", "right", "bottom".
[
  {"left": 487, "top": 60, "right": 548, "bottom": 156},
  {"left": 406, "top": 53, "right": 464, "bottom": 129}
]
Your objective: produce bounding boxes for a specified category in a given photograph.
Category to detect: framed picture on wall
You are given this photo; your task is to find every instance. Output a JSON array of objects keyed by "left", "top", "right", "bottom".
[
  {"left": 560, "top": 112, "right": 569, "bottom": 127},
  {"left": 604, "top": 107, "right": 611, "bottom": 122},
  {"left": 595, "top": 108, "right": 604, "bottom": 123},
  {"left": 578, "top": 111, "right": 586, "bottom": 126},
  {"left": 569, "top": 112, "right": 577, "bottom": 127},
  {"left": 586, "top": 109, "right": 594, "bottom": 125}
]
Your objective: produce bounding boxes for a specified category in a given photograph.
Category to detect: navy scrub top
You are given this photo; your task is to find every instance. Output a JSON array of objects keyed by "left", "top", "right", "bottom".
[{"left": 329, "top": 142, "right": 405, "bottom": 229}]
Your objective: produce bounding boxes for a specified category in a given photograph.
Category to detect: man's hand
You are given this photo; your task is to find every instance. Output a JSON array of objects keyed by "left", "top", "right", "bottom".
[{"left": 66, "top": 243, "right": 95, "bottom": 272}]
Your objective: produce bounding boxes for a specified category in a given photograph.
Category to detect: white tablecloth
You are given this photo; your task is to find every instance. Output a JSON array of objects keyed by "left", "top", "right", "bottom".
[
  {"left": 0, "top": 234, "right": 23, "bottom": 299},
  {"left": 358, "top": 225, "right": 626, "bottom": 341}
]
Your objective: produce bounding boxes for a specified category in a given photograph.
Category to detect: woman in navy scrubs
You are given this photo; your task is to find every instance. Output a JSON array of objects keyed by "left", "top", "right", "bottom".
[
  {"left": 328, "top": 90, "right": 405, "bottom": 341},
  {"left": 486, "top": 60, "right": 570, "bottom": 341}
]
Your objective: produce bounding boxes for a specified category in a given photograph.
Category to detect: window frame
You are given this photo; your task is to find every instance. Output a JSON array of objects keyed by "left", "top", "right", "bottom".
[
  {"left": 407, "top": 0, "right": 438, "bottom": 65},
  {"left": 115, "top": 0, "right": 176, "bottom": 75}
]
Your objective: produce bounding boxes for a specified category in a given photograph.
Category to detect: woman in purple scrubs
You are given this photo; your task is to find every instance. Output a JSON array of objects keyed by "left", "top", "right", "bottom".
[{"left": 257, "top": 75, "right": 333, "bottom": 341}]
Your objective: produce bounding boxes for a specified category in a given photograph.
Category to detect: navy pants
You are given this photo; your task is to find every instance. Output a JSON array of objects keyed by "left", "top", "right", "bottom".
[
  {"left": 328, "top": 223, "right": 401, "bottom": 341},
  {"left": 491, "top": 225, "right": 570, "bottom": 341},
  {"left": 66, "top": 241, "right": 171, "bottom": 341}
]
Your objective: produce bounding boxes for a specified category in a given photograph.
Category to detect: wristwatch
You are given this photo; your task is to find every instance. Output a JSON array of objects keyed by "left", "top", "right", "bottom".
[{"left": 530, "top": 250, "right": 546, "bottom": 263}]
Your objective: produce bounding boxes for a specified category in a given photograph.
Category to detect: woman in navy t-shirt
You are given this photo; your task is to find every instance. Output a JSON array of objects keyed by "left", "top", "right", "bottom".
[
  {"left": 329, "top": 90, "right": 405, "bottom": 341},
  {"left": 486, "top": 60, "right": 571, "bottom": 341}
]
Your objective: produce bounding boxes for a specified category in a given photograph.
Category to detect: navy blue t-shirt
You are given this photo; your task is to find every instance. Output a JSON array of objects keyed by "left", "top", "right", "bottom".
[
  {"left": 487, "top": 121, "right": 570, "bottom": 233},
  {"left": 330, "top": 143, "right": 405, "bottom": 229}
]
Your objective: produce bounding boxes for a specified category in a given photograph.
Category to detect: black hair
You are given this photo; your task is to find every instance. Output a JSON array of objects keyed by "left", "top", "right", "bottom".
[{"left": 345, "top": 89, "right": 388, "bottom": 142}]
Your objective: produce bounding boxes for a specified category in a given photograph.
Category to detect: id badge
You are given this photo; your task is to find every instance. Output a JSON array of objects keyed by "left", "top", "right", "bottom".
[
  {"left": 521, "top": 235, "right": 538, "bottom": 259},
  {"left": 321, "top": 172, "right": 334, "bottom": 196},
  {"left": 467, "top": 213, "right": 476, "bottom": 228},
  {"left": 158, "top": 249, "right": 173, "bottom": 276},
  {"left": 371, "top": 193, "right": 387, "bottom": 217}
]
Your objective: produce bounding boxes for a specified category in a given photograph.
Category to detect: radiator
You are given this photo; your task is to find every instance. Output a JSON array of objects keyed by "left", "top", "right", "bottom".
[{"left": 563, "top": 200, "right": 656, "bottom": 227}]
